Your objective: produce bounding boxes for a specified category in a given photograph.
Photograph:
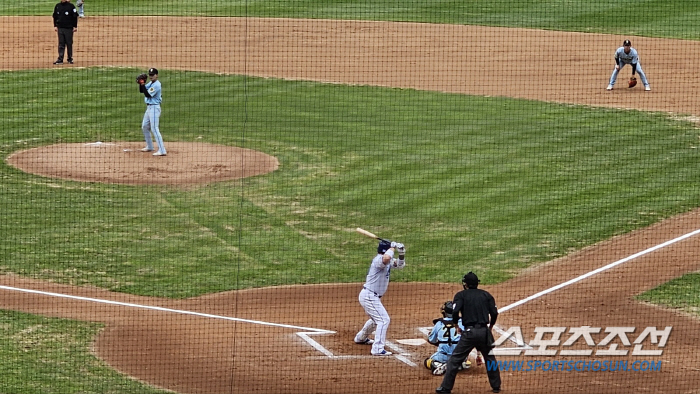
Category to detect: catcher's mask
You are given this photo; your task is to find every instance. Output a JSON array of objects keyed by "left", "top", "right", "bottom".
[
  {"left": 441, "top": 301, "right": 454, "bottom": 316},
  {"left": 377, "top": 240, "right": 392, "bottom": 254},
  {"left": 462, "top": 272, "right": 480, "bottom": 289}
]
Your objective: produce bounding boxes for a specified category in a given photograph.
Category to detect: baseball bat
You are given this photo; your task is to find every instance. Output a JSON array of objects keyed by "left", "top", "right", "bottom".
[{"left": 355, "top": 227, "right": 390, "bottom": 242}]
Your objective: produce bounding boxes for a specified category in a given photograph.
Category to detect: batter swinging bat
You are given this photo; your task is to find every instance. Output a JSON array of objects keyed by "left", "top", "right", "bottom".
[{"left": 355, "top": 227, "right": 390, "bottom": 242}]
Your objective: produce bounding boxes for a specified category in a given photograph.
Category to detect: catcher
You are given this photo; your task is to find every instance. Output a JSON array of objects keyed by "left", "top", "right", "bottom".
[{"left": 424, "top": 301, "right": 483, "bottom": 376}]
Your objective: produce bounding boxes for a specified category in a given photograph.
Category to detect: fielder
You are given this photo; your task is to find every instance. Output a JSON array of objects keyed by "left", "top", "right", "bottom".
[
  {"left": 607, "top": 39, "right": 650, "bottom": 91},
  {"left": 354, "top": 239, "right": 405, "bottom": 356}
]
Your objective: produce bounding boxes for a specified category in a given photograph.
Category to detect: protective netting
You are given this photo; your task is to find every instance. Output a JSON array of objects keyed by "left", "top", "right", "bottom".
[{"left": 1, "top": 1, "right": 699, "bottom": 393}]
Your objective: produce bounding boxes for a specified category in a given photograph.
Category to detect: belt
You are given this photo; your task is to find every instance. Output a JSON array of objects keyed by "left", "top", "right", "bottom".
[
  {"left": 147, "top": 104, "right": 160, "bottom": 106},
  {"left": 464, "top": 323, "right": 486, "bottom": 329},
  {"left": 363, "top": 286, "right": 382, "bottom": 298}
]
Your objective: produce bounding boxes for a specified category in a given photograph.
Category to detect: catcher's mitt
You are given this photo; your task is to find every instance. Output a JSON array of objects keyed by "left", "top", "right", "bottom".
[
  {"left": 628, "top": 76, "right": 637, "bottom": 88},
  {"left": 136, "top": 73, "right": 147, "bottom": 85}
]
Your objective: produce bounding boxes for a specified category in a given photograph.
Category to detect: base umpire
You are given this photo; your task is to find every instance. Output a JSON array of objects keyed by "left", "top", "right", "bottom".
[{"left": 436, "top": 272, "right": 501, "bottom": 394}]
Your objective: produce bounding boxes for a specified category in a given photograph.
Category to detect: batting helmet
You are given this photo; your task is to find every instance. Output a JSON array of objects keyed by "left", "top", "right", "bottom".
[
  {"left": 377, "top": 240, "right": 392, "bottom": 254},
  {"left": 462, "top": 272, "right": 480, "bottom": 288},
  {"left": 440, "top": 300, "right": 454, "bottom": 316}
]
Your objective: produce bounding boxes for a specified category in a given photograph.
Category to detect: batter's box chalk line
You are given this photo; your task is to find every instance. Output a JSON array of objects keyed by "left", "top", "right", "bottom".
[{"left": 297, "top": 331, "right": 417, "bottom": 367}]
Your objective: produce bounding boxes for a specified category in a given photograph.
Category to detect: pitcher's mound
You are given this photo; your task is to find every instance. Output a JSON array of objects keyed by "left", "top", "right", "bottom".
[{"left": 6, "top": 142, "right": 279, "bottom": 186}]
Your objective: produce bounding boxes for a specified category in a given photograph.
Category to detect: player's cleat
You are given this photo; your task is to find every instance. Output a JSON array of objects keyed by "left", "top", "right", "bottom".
[
  {"left": 476, "top": 354, "right": 484, "bottom": 366},
  {"left": 53, "top": 60, "right": 63, "bottom": 65},
  {"left": 433, "top": 362, "right": 447, "bottom": 375},
  {"left": 79, "top": 14, "right": 85, "bottom": 18},
  {"left": 153, "top": 151, "right": 167, "bottom": 156},
  {"left": 492, "top": 389, "right": 501, "bottom": 393},
  {"left": 606, "top": 85, "right": 613, "bottom": 91},
  {"left": 141, "top": 147, "right": 154, "bottom": 152},
  {"left": 371, "top": 350, "right": 392, "bottom": 356},
  {"left": 68, "top": 59, "right": 73, "bottom": 64},
  {"left": 645, "top": 86, "right": 651, "bottom": 91},
  {"left": 354, "top": 338, "right": 374, "bottom": 345},
  {"left": 460, "top": 360, "right": 472, "bottom": 370},
  {"left": 435, "top": 387, "right": 452, "bottom": 394}
]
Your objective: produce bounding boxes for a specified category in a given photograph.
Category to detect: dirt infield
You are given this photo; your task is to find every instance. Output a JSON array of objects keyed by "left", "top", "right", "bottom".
[{"left": 2, "top": 16, "right": 700, "bottom": 394}]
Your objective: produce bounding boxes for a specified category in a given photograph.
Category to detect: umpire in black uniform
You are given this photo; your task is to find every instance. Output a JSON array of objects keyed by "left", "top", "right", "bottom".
[
  {"left": 436, "top": 272, "right": 501, "bottom": 394},
  {"left": 52, "top": 0, "right": 79, "bottom": 65}
]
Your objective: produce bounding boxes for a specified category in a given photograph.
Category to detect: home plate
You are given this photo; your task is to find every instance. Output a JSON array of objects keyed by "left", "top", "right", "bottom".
[{"left": 396, "top": 338, "right": 426, "bottom": 346}]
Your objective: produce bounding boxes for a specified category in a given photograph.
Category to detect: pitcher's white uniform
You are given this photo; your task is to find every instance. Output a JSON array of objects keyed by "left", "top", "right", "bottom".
[{"left": 354, "top": 240, "right": 405, "bottom": 356}]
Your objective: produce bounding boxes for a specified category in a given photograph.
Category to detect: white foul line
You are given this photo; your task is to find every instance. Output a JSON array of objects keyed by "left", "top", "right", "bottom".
[
  {"left": 0, "top": 285, "right": 332, "bottom": 334},
  {"left": 499, "top": 227, "right": 700, "bottom": 313}
]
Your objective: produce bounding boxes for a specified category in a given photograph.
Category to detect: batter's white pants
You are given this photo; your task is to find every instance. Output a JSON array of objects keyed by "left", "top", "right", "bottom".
[
  {"left": 142, "top": 105, "right": 166, "bottom": 154},
  {"left": 355, "top": 288, "right": 390, "bottom": 354}
]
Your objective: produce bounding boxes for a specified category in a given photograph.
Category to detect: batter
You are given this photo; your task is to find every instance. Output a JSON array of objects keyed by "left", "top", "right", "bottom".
[{"left": 354, "top": 239, "right": 405, "bottom": 356}]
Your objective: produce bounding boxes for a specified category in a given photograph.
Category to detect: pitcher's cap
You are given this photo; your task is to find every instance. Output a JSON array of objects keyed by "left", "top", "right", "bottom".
[{"left": 148, "top": 68, "right": 158, "bottom": 75}]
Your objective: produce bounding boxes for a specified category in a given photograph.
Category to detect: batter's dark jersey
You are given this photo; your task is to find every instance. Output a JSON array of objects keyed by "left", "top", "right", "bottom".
[{"left": 451, "top": 288, "right": 498, "bottom": 327}]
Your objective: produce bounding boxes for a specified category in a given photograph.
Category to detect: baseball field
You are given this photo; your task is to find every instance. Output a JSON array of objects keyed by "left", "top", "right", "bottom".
[{"left": 1, "top": 1, "right": 700, "bottom": 393}]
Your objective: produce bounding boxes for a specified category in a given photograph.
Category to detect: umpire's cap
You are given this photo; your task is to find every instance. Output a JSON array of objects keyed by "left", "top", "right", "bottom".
[
  {"left": 462, "top": 272, "right": 480, "bottom": 288},
  {"left": 377, "top": 240, "right": 392, "bottom": 254},
  {"left": 148, "top": 68, "right": 159, "bottom": 75},
  {"left": 623, "top": 40, "right": 631, "bottom": 47}
]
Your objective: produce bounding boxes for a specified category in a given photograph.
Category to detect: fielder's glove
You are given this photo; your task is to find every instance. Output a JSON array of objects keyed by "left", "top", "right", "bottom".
[
  {"left": 136, "top": 73, "right": 147, "bottom": 85},
  {"left": 628, "top": 76, "right": 637, "bottom": 88}
]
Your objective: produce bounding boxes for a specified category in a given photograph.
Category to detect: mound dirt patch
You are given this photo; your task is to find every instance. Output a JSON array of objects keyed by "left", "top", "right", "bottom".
[{"left": 6, "top": 142, "right": 279, "bottom": 186}]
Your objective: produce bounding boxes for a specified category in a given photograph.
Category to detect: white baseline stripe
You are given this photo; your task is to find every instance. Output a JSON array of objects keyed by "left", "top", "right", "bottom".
[
  {"left": 499, "top": 228, "right": 700, "bottom": 313},
  {"left": 0, "top": 285, "right": 333, "bottom": 334}
]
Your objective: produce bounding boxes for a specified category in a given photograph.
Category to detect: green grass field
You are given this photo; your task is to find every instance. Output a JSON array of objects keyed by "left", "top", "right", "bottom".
[
  {"left": 2, "top": 1, "right": 700, "bottom": 393},
  {"left": 2, "top": 68, "right": 698, "bottom": 298},
  {"left": 9, "top": 0, "right": 700, "bottom": 39},
  {"left": 637, "top": 272, "right": 700, "bottom": 315}
]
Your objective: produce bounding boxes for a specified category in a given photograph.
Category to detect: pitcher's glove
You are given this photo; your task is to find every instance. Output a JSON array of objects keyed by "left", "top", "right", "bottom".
[
  {"left": 628, "top": 76, "right": 637, "bottom": 88},
  {"left": 136, "top": 73, "right": 147, "bottom": 85}
]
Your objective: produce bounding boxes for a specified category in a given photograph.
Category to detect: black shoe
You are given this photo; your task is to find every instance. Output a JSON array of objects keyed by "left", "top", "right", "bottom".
[
  {"left": 436, "top": 387, "right": 451, "bottom": 394},
  {"left": 53, "top": 60, "right": 63, "bottom": 65},
  {"left": 493, "top": 389, "right": 501, "bottom": 393},
  {"left": 68, "top": 59, "right": 73, "bottom": 64}
]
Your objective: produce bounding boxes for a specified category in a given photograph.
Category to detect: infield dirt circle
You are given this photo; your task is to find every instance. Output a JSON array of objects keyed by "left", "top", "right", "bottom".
[{"left": 1, "top": 16, "right": 700, "bottom": 394}]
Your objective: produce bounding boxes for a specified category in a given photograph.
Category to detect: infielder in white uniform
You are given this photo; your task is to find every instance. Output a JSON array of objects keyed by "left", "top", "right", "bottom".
[
  {"left": 607, "top": 39, "right": 650, "bottom": 91},
  {"left": 354, "top": 239, "right": 405, "bottom": 356}
]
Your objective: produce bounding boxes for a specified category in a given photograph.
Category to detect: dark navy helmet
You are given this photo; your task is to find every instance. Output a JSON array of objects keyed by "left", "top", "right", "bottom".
[
  {"left": 148, "top": 67, "right": 159, "bottom": 75},
  {"left": 377, "top": 240, "right": 392, "bottom": 254},
  {"left": 623, "top": 40, "right": 631, "bottom": 47},
  {"left": 441, "top": 300, "right": 454, "bottom": 316}
]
